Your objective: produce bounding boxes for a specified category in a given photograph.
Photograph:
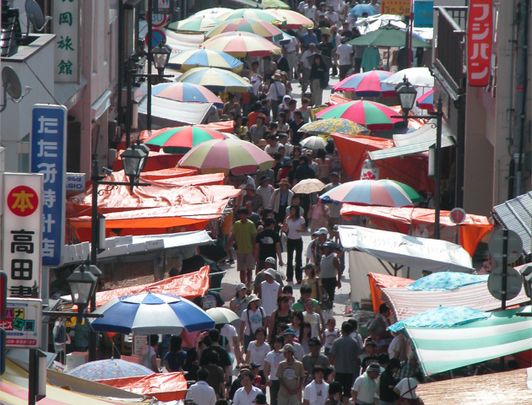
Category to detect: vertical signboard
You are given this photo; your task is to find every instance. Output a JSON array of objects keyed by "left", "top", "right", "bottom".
[
  {"left": 53, "top": 0, "right": 80, "bottom": 82},
  {"left": 0, "top": 298, "right": 42, "bottom": 348},
  {"left": 381, "top": 0, "right": 412, "bottom": 16},
  {"left": 467, "top": 0, "right": 493, "bottom": 87},
  {"left": 0, "top": 272, "right": 6, "bottom": 319},
  {"left": 3, "top": 173, "right": 43, "bottom": 298},
  {"left": 31, "top": 105, "right": 67, "bottom": 267}
]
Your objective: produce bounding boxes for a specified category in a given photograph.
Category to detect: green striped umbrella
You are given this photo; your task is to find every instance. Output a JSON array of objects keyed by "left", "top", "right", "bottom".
[
  {"left": 388, "top": 180, "right": 422, "bottom": 203},
  {"left": 316, "top": 100, "right": 402, "bottom": 130},
  {"left": 144, "top": 126, "right": 226, "bottom": 154}
]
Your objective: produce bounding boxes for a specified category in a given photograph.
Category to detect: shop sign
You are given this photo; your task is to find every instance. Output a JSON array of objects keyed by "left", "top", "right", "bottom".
[
  {"left": 382, "top": 0, "right": 412, "bottom": 16},
  {"left": 53, "top": 0, "right": 80, "bottom": 82},
  {"left": 0, "top": 298, "right": 42, "bottom": 348},
  {"left": 467, "top": 0, "right": 493, "bottom": 87}
]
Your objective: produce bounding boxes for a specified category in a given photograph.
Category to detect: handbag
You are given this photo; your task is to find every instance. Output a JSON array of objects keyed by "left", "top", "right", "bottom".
[{"left": 397, "top": 379, "right": 422, "bottom": 405}]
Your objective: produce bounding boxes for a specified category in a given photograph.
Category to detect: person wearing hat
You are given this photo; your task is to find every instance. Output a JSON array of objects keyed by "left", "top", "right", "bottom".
[
  {"left": 230, "top": 207, "right": 257, "bottom": 289},
  {"left": 277, "top": 344, "right": 305, "bottom": 405},
  {"left": 282, "top": 327, "right": 305, "bottom": 361},
  {"left": 267, "top": 71, "right": 286, "bottom": 121},
  {"left": 258, "top": 268, "right": 282, "bottom": 317},
  {"left": 303, "top": 365, "right": 329, "bottom": 405},
  {"left": 253, "top": 260, "right": 284, "bottom": 293},
  {"left": 270, "top": 178, "right": 294, "bottom": 223},
  {"left": 306, "top": 227, "right": 329, "bottom": 266},
  {"left": 319, "top": 241, "right": 341, "bottom": 310},
  {"left": 351, "top": 363, "right": 380, "bottom": 405},
  {"left": 231, "top": 283, "right": 249, "bottom": 318},
  {"left": 239, "top": 295, "right": 266, "bottom": 349}
]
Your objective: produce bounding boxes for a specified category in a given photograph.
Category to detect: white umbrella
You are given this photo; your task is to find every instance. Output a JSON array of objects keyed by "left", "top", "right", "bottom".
[
  {"left": 383, "top": 67, "right": 434, "bottom": 87},
  {"left": 292, "top": 178, "right": 326, "bottom": 194},
  {"left": 300, "top": 135, "right": 327, "bottom": 151},
  {"left": 206, "top": 307, "right": 240, "bottom": 324}
]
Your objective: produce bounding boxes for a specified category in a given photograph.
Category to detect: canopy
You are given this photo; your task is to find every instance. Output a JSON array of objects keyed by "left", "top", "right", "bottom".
[
  {"left": 368, "top": 272, "right": 414, "bottom": 312},
  {"left": 97, "top": 372, "right": 188, "bottom": 402},
  {"left": 349, "top": 24, "right": 430, "bottom": 48},
  {"left": 338, "top": 225, "right": 474, "bottom": 273},
  {"left": 408, "top": 272, "right": 489, "bottom": 291},
  {"left": 96, "top": 265, "right": 210, "bottom": 307},
  {"left": 340, "top": 205, "right": 493, "bottom": 256},
  {"left": 137, "top": 96, "right": 215, "bottom": 126},
  {"left": 492, "top": 191, "right": 532, "bottom": 255},
  {"left": 404, "top": 305, "right": 532, "bottom": 376}
]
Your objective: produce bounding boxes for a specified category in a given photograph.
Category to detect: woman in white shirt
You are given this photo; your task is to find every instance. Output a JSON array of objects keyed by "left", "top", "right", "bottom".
[
  {"left": 263, "top": 336, "right": 285, "bottom": 405},
  {"left": 282, "top": 205, "right": 306, "bottom": 284},
  {"left": 246, "top": 327, "right": 271, "bottom": 370}
]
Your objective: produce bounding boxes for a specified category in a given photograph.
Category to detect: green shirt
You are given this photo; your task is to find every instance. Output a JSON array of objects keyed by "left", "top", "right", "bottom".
[
  {"left": 292, "top": 298, "right": 320, "bottom": 313},
  {"left": 233, "top": 219, "right": 257, "bottom": 254}
]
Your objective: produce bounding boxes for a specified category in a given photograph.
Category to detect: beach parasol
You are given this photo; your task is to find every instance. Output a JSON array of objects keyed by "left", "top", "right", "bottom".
[
  {"left": 206, "top": 18, "right": 284, "bottom": 42},
  {"left": 383, "top": 67, "right": 434, "bottom": 87},
  {"left": 203, "top": 32, "right": 281, "bottom": 58},
  {"left": 416, "top": 88, "right": 434, "bottom": 111},
  {"left": 333, "top": 70, "right": 396, "bottom": 97},
  {"left": 260, "top": 0, "right": 290, "bottom": 9},
  {"left": 221, "top": 8, "right": 284, "bottom": 24},
  {"left": 170, "top": 15, "right": 219, "bottom": 33},
  {"left": 292, "top": 178, "right": 326, "bottom": 194},
  {"left": 407, "top": 272, "right": 489, "bottom": 292},
  {"left": 175, "top": 67, "right": 252, "bottom": 93},
  {"left": 266, "top": 9, "right": 314, "bottom": 29},
  {"left": 299, "top": 118, "right": 369, "bottom": 137},
  {"left": 206, "top": 307, "right": 240, "bottom": 324},
  {"left": 144, "top": 126, "right": 227, "bottom": 154},
  {"left": 348, "top": 24, "right": 431, "bottom": 48},
  {"left": 194, "top": 7, "right": 232, "bottom": 18},
  {"left": 316, "top": 100, "right": 403, "bottom": 130},
  {"left": 152, "top": 82, "right": 223, "bottom": 106},
  {"left": 90, "top": 292, "right": 215, "bottom": 335},
  {"left": 320, "top": 179, "right": 414, "bottom": 207},
  {"left": 178, "top": 138, "right": 274, "bottom": 175},
  {"left": 169, "top": 48, "right": 243, "bottom": 72},
  {"left": 349, "top": 3, "right": 379, "bottom": 17},
  {"left": 300, "top": 135, "right": 327, "bottom": 150},
  {"left": 67, "top": 359, "right": 154, "bottom": 381}
]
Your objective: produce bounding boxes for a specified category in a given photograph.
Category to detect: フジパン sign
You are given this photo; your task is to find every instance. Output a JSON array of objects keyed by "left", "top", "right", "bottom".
[{"left": 467, "top": 0, "right": 493, "bottom": 87}]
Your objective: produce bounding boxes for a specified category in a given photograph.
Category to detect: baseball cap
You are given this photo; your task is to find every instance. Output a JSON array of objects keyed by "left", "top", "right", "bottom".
[{"left": 283, "top": 328, "right": 297, "bottom": 336}]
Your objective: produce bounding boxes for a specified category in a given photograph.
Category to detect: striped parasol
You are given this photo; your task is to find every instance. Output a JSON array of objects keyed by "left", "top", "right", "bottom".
[
  {"left": 206, "top": 18, "right": 284, "bottom": 41},
  {"left": 175, "top": 67, "right": 252, "bottom": 93},
  {"left": 266, "top": 9, "right": 314, "bottom": 29},
  {"left": 169, "top": 48, "right": 243, "bottom": 72},
  {"left": 171, "top": 15, "right": 219, "bottom": 33},
  {"left": 221, "top": 8, "right": 284, "bottom": 24},
  {"left": 333, "top": 70, "right": 396, "bottom": 97},
  {"left": 144, "top": 126, "right": 227, "bottom": 154},
  {"left": 316, "top": 100, "right": 402, "bottom": 130},
  {"left": 152, "top": 82, "right": 223, "bottom": 106},
  {"left": 203, "top": 32, "right": 281, "bottom": 58},
  {"left": 416, "top": 88, "right": 434, "bottom": 111}
]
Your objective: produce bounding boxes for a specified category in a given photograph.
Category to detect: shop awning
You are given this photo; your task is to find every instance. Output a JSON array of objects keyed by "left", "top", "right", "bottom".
[
  {"left": 492, "top": 191, "right": 532, "bottom": 255},
  {"left": 404, "top": 305, "right": 532, "bottom": 376},
  {"left": 138, "top": 96, "right": 214, "bottom": 126},
  {"left": 368, "top": 272, "right": 414, "bottom": 312},
  {"left": 338, "top": 225, "right": 474, "bottom": 273}
]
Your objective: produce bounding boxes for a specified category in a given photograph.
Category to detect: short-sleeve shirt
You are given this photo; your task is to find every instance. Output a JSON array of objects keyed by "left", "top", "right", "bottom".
[
  {"left": 256, "top": 229, "right": 281, "bottom": 261},
  {"left": 330, "top": 336, "right": 361, "bottom": 374},
  {"left": 233, "top": 220, "right": 257, "bottom": 254},
  {"left": 277, "top": 360, "right": 305, "bottom": 396},
  {"left": 264, "top": 350, "right": 285, "bottom": 380},
  {"left": 261, "top": 280, "right": 281, "bottom": 316},
  {"left": 240, "top": 307, "right": 265, "bottom": 336},
  {"left": 247, "top": 341, "right": 271, "bottom": 369},
  {"left": 394, "top": 378, "right": 419, "bottom": 399},
  {"left": 286, "top": 217, "right": 306, "bottom": 239},
  {"left": 336, "top": 43, "right": 354, "bottom": 65},
  {"left": 352, "top": 374, "right": 379, "bottom": 403},
  {"left": 303, "top": 380, "right": 329, "bottom": 405}
]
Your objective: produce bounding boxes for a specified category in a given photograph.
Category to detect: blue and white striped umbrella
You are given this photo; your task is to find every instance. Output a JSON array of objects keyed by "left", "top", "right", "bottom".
[
  {"left": 90, "top": 292, "right": 215, "bottom": 335},
  {"left": 407, "top": 272, "right": 489, "bottom": 292}
]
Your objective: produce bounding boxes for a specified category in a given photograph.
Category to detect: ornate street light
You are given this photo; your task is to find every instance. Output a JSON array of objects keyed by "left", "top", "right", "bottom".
[
  {"left": 67, "top": 263, "right": 100, "bottom": 314},
  {"left": 152, "top": 43, "right": 172, "bottom": 76},
  {"left": 121, "top": 143, "right": 150, "bottom": 190},
  {"left": 395, "top": 76, "right": 418, "bottom": 117}
]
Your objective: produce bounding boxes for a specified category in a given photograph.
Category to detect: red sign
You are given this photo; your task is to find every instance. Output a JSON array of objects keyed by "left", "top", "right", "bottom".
[
  {"left": 450, "top": 208, "right": 467, "bottom": 225},
  {"left": 467, "top": 0, "right": 493, "bottom": 87},
  {"left": 6, "top": 185, "right": 39, "bottom": 217}
]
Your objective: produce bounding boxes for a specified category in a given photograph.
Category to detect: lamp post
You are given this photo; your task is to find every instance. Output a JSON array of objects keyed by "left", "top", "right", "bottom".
[
  {"left": 394, "top": 77, "right": 444, "bottom": 239},
  {"left": 87, "top": 143, "right": 150, "bottom": 361},
  {"left": 152, "top": 42, "right": 172, "bottom": 76}
]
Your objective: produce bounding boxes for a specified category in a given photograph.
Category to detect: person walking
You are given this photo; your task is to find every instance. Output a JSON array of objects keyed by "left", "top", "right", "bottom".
[
  {"left": 186, "top": 368, "right": 217, "bottom": 405},
  {"left": 330, "top": 322, "right": 361, "bottom": 403},
  {"left": 268, "top": 72, "right": 287, "bottom": 121},
  {"left": 335, "top": 37, "right": 353, "bottom": 80},
  {"left": 233, "top": 369, "right": 262, "bottom": 405},
  {"left": 310, "top": 54, "right": 329, "bottom": 106},
  {"left": 277, "top": 344, "right": 305, "bottom": 405},
  {"left": 302, "top": 337, "right": 330, "bottom": 385},
  {"left": 230, "top": 207, "right": 257, "bottom": 288},
  {"left": 351, "top": 363, "right": 380, "bottom": 405},
  {"left": 283, "top": 205, "right": 306, "bottom": 284},
  {"left": 259, "top": 269, "right": 282, "bottom": 319},
  {"left": 270, "top": 178, "right": 294, "bottom": 224},
  {"left": 319, "top": 241, "right": 341, "bottom": 310},
  {"left": 269, "top": 295, "right": 293, "bottom": 342},
  {"left": 246, "top": 327, "right": 271, "bottom": 371},
  {"left": 255, "top": 218, "right": 284, "bottom": 271},
  {"left": 303, "top": 365, "right": 329, "bottom": 405},
  {"left": 264, "top": 336, "right": 285, "bottom": 405},
  {"left": 379, "top": 358, "right": 401, "bottom": 405},
  {"left": 240, "top": 295, "right": 266, "bottom": 350}
]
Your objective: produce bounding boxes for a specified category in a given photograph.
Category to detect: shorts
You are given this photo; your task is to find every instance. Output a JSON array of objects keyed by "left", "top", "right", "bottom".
[{"left": 237, "top": 253, "right": 255, "bottom": 272}]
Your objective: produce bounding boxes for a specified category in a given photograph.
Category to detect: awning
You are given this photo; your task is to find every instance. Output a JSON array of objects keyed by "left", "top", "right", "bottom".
[
  {"left": 91, "top": 89, "right": 112, "bottom": 120},
  {"left": 404, "top": 305, "right": 532, "bottom": 376},
  {"left": 368, "top": 272, "right": 414, "bottom": 312},
  {"left": 54, "top": 78, "right": 86, "bottom": 109},
  {"left": 138, "top": 96, "right": 214, "bottom": 126},
  {"left": 492, "top": 191, "right": 532, "bottom": 255},
  {"left": 338, "top": 225, "right": 474, "bottom": 273},
  {"left": 369, "top": 120, "right": 455, "bottom": 160},
  {"left": 381, "top": 278, "right": 529, "bottom": 321}
]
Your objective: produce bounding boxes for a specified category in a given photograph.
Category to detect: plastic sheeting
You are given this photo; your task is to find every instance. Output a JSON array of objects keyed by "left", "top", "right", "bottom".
[
  {"left": 340, "top": 205, "right": 493, "bottom": 256},
  {"left": 368, "top": 272, "right": 414, "bottom": 312}
]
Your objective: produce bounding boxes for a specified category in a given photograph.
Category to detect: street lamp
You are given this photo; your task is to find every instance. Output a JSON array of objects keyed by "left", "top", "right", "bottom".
[
  {"left": 67, "top": 263, "right": 100, "bottom": 315},
  {"left": 152, "top": 42, "right": 172, "bottom": 76},
  {"left": 121, "top": 143, "right": 150, "bottom": 190},
  {"left": 394, "top": 78, "right": 444, "bottom": 239}
]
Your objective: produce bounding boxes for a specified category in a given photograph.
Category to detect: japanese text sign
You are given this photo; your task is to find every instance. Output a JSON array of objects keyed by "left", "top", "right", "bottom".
[
  {"left": 2, "top": 173, "right": 43, "bottom": 298},
  {"left": 53, "top": 0, "right": 79, "bottom": 82},
  {"left": 0, "top": 272, "right": 6, "bottom": 319},
  {"left": 382, "top": 0, "right": 412, "bottom": 16},
  {"left": 467, "top": 0, "right": 493, "bottom": 87},
  {"left": 0, "top": 298, "right": 42, "bottom": 348},
  {"left": 31, "top": 105, "right": 67, "bottom": 267}
]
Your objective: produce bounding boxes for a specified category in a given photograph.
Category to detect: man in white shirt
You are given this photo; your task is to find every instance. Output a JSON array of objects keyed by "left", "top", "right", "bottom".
[
  {"left": 303, "top": 365, "right": 329, "bottom": 405},
  {"left": 233, "top": 369, "right": 262, "bottom": 405},
  {"left": 351, "top": 363, "right": 380, "bottom": 405},
  {"left": 336, "top": 37, "right": 353, "bottom": 80},
  {"left": 249, "top": 61, "right": 262, "bottom": 97},
  {"left": 267, "top": 72, "right": 286, "bottom": 120},
  {"left": 259, "top": 268, "right": 282, "bottom": 316},
  {"left": 186, "top": 368, "right": 217, "bottom": 405},
  {"left": 299, "top": 43, "right": 318, "bottom": 93}
]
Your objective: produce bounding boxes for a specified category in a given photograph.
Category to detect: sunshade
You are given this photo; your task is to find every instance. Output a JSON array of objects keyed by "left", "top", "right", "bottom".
[
  {"left": 333, "top": 70, "right": 396, "bottom": 97},
  {"left": 298, "top": 118, "right": 369, "bottom": 136},
  {"left": 91, "top": 292, "right": 215, "bottom": 335},
  {"left": 206, "top": 18, "right": 284, "bottom": 41},
  {"left": 404, "top": 305, "right": 532, "bottom": 376},
  {"left": 292, "top": 178, "right": 325, "bottom": 194},
  {"left": 67, "top": 359, "right": 154, "bottom": 381},
  {"left": 266, "top": 9, "right": 314, "bottom": 29},
  {"left": 383, "top": 67, "right": 434, "bottom": 87},
  {"left": 144, "top": 125, "right": 227, "bottom": 154},
  {"left": 388, "top": 180, "right": 422, "bottom": 203},
  {"left": 408, "top": 272, "right": 489, "bottom": 291},
  {"left": 316, "top": 100, "right": 403, "bottom": 130},
  {"left": 152, "top": 82, "right": 223, "bottom": 106},
  {"left": 170, "top": 15, "right": 219, "bottom": 33},
  {"left": 203, "top": 31, "right": 281, "bottom": 58},
  {"left": 221, "top": 8, "right": 283, "bottom": 24},
  {"left": 388, "top": 306, "right": 489, "bottom": 333},
  {"left": 178, "top": 138, "right": 274, "bottom": 175},
  {"left": 206, "top": 307, "right": 240, "bottom": 324},
  {"left": 175, "top": 67, "right": 252, "bottom": 93},
  {"left": 349, "top": 24, "right": 431, "bottom": 48},
  {"left": 169, "top": 48, "right": 243, "bottom": 72},
  {"left": 261, "top": 0, "right": 290, "bottom": 8},
  {"left": 417, "top": 88, "right": 434, "bottom": 111},
  {"left": 320, "top": 179, "right": 414, "bottom": 207},
  {"left": 300, "top": 135, "right": 327, "bottom": 150},
  {"left": 194, "top": 7, "right": 231, "bottom": 18},
  {"left": 349, "top": 3, "right": 379, "bottom": 17}
]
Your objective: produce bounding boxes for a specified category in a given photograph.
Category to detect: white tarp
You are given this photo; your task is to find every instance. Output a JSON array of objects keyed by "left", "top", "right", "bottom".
[
  {"left": 339, "top": 225, "right": 473, "bottom": 273},
  {"left": 138, "top": 96, "right": 214, "bottom": 126}
]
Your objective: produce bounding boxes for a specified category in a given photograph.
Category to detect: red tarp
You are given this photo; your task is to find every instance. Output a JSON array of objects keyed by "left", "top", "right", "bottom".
[
  {"left": 97, "top": 372, "right": 188, "bottom": 402},
  {"left": 342, "top": 205, "right": 493, "bottom": 256},
  {"left": 368, "top": 272, "right": 414, "bottom": 313},
  {"left": 332, "top": 133, "right": 434, "bottom": 193},
  {"left": 96, "top": 266, "right": 210, "bottom": 307}
]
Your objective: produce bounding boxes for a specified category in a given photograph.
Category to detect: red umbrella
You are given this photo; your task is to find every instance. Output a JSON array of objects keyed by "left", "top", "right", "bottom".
[
  {"left": 333, "top": 70, "right": 396, "bottom": 97},
  {"left": 416, "top": 89, "right": 434, "bottom": 112}
]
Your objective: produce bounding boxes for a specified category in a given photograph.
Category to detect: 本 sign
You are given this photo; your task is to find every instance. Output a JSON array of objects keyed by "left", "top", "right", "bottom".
[
  {"left": 0, "top": 298, "right": 42, "bottom": 348},
  {"left": 31, "top": 105, "right": 67, "bottom": 267},
  {"left": 53, "top": 0, "right": 79, "bottom": 82},
  {"left": 381, "top": 0, "right": 412, "bottom": 16},
  {"left": 467, "top": 0, "right": 493, "bottom": 87},
  {"left": 2, "top": 173, "right": 43, "bottom": 298}
]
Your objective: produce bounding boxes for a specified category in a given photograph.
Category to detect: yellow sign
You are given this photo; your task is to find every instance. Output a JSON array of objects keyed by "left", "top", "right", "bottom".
[{"left": 382, "top": 0, "right": 412, "bottom": 16}]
